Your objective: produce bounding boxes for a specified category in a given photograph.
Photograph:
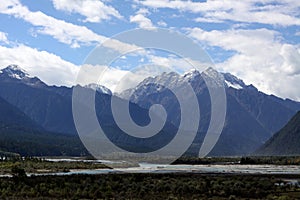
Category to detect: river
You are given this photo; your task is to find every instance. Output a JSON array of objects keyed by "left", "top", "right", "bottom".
[{"left": 25, "top": 159, "right": 300, "bottom": 176}]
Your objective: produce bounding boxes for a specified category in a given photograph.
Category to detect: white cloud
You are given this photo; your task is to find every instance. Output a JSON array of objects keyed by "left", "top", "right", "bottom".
[
  {"left": 280, "top": 44, "right": 300, "bottom": 75},
  {"left": 194, "top": 17, "right": 223, "bottom": 24},
  {"left": 0, "top": 0, "right": 143, "bottom": 58},
  {"left": 0, "top": 44, "right": 79, "bottom": 86},
  {"left": 0, "top": 0, "right": 106, "bottom": 48},
  {"left": 52, "top": 0, "right": 122, "bottom": 23},
  {"left": 0, "top": 0, "right": 139, "bottom": 53},
  {"left": 136, "top": 8, "right": 150, "bottom": 15},
  {"left": 0, "top": 1, "right": 145, "bottom": 89},
  {"left": 0, "top": 32, "right": 9, "bottom": 44},
  {"left": 138, "top": 0, "right": 300, "bottom": 26},
  {"left": 148, "top": 55, "right": 206, "bottom": 73},
  {"left": 205, "top": 6, "right": 300, "bottom": 26},
  {"left": 130, "top": 14, "right": 155, "bottom": 29},
  {"left": 188, "top": 28, "right": 280, "bottom": 55},
  {"left": 0, "top": 33, "right": 144, "bottom": 90},
  {"left": 188, "top": 27, "right": 300, "bottom": 100},
  {"left": 76, "top": 64, "right": 126, "bottom": 90},
  {"left": 130, "top": 7, "right": 156, "bottom": 30},
  {"left": 77, "top": 64, "right": 147, "bottom": 93},
  {"left": 157, "top": 20, "right": 167, "bottom": 27},
  {"left": 0, "top": 41, "right": 141, "bottom": 91}
]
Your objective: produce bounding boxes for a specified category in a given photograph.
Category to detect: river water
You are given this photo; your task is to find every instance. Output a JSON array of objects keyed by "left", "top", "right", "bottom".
[{"left": 26, "top": 160, "right": 300, "bottom": 176}]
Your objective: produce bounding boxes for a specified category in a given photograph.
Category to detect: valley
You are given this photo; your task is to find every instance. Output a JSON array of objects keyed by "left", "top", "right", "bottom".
[
  {"left": 1, "top": 1, "right": 299, "bottom": 199},
  {"left": 0, "top": 65, "right": 300, "bottom": 157},
  {"left": 0, "top": 65, "right": 300, "bottom": 199}
]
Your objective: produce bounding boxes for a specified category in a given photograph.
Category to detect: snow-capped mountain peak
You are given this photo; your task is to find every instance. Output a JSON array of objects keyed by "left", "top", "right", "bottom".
[
  {"left": 0, "top": 65, "right": 47, "bottom": 88},
  {"left": 182, "top": 68, "right": 201, "bottom": 81},
  {"left": 201, "top": 67, "right": 225, "bottom": 87},
  {"left": 118, "top": 68, "right": 255, "bottom": 100},
  {"left": 0, "top": 65, "right": 30, "bottom": 79},
  {"left": 84, "top": 83, "right": 112, "bottom": 95}
]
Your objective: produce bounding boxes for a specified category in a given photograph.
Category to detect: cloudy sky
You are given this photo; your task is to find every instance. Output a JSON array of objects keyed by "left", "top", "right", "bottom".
[{"left": 0, "top": 0, "right": 299, "bottom": 100}]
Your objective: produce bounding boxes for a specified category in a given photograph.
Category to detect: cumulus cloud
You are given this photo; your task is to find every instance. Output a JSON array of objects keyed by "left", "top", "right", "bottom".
[
  {"left": 130, "top": 14, "right": 155, "bottom": 29},
  {"left": 157, "top": 20, "right": 167, "bottom": 27},
  {"left": 0, "top": 44, "right": 147, "bottom": 92},
  {"left": 0, "top": 1, "right": 144, "bottom": 89},
  {"left": 0, "top": 35, "right": 146, "bottom": 91},
  {"left": 76, "top": 64, "right": 127, "bottom": 91},
  {"left": 0, "top": 0, "right": 105, "bottom": 48},
  {"left": 76, "top": 64, "right": 152, "bottom": 93},
  {"left": 0, "top": 42, "right": 141, "bottom": 91},
  {"left": 280, "top": 44, "right": 300, "bottom": 75},
  {"left": 194, "top": 17, "right": 223, "bottom": 24},
  {"left": 0, "top": 32, "right": 9, "bottom": 44},
  {"left": 130, "top": 7, "right": 155, "bottom": 29},
  {"left": 136, "top": 8, "right": 150, "bottom": 15},
  {"left": 0, "top": 0, "right": 137, "bottom": 53},
  {"left": 188, "top": 27, "right": 300, "bottom": 100},
  {"left": 52, "top": 0, "right": 122, "bottom": 23},
  {"left": 148, "top": 54, "right": 209, "bottom": 73},
  {"left": 0, "top": 44, "right": 79, "bottom": 86},
  {"left": 137, "top": 0, "right": 300, "bottom": 26},
  {"left": 1, "top": 0, "right": 299, "bottom": 101}
]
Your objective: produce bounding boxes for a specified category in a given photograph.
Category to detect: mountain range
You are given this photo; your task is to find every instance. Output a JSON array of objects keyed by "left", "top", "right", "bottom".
[
  {"left": 0, "top": 64, "right": 299, "bottom": 157},
  {"left": 120, "top": 68, "right": 300, "bottom": 156}
]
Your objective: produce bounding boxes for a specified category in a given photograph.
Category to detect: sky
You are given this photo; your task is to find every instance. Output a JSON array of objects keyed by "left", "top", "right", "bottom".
[{"left": 0, "top": 0, "right": 299, "bottom": 100}]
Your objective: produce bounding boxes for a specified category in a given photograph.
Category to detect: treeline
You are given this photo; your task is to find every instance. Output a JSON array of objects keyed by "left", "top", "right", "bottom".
[
  {"left": 0, "top": 173, "right": 299, "bottom": 199},
  {"left": 240, "top": 156, "right": 300, "bottom": 165},
  {"left": 173, "top": 156, "right": 240, "bottom": 164},
  {"left": 174, "top": 156, "right": 300, "bottom": 165},
  {"left": 0, "top": 157, "right": 108, "bottom": 175}
]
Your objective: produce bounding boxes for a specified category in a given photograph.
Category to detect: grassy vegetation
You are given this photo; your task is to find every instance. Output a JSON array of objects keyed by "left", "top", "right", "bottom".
[
  {"left": 240, "top": 156, "right": 300, "bottom": 165},
  {"left": 173, "top": 156, "right": 240, "bottom": 164},
  {"left": 173, "top": 156, "right": 300, "bottom": 165},
  {"left": 0, "top": 157, "right": 299, "bottom": 199},
  {"left": 0, "top": 157, "right": 109, "bottom": 175},
  {"left": 0, "top": 173, "right": 299, "bottom": 199}
]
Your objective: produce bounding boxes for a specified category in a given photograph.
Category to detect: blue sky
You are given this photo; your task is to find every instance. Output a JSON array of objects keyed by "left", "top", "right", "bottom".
[{"left": 0, "top": 0, "right": 299, "bottom": 100}]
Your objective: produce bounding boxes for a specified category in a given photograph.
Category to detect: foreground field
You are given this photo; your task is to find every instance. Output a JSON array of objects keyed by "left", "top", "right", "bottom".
[
  {"left": 1, "top": 157, "right": 300, "bottom": 199},
  {"left": 0, "top": 173, "right": 300, "bottom": 199}
]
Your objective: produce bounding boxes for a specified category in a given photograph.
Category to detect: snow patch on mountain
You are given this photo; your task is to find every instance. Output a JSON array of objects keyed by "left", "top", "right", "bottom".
[
  {"left": 225, "top": 80, "right": 243, "bottom": 90},
  {"left": 182, "top": 69, "right": 200, "bottom": 81},
  {"left": 222, "top": 72, "right": 246, "bottom": 90},
  {"left": 0, "top": 65, "right": 48, "bottom": 88},
  {"left": 201, "top": 67, "right": 225, "bottom": 88},
  {"left": 85, "top": 83, "right": 112, "bottom": 95},
  {"left": 0, "top": 64, "right": 31, "bottom": 79}
]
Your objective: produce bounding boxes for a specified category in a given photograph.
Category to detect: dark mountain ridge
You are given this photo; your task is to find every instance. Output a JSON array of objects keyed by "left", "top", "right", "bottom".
[
  {"left": 255, "top": 111, "right": 300, "bottom": 155},
  {"left": 0, "top": 94, "right": 88, "bottom": 156}
]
